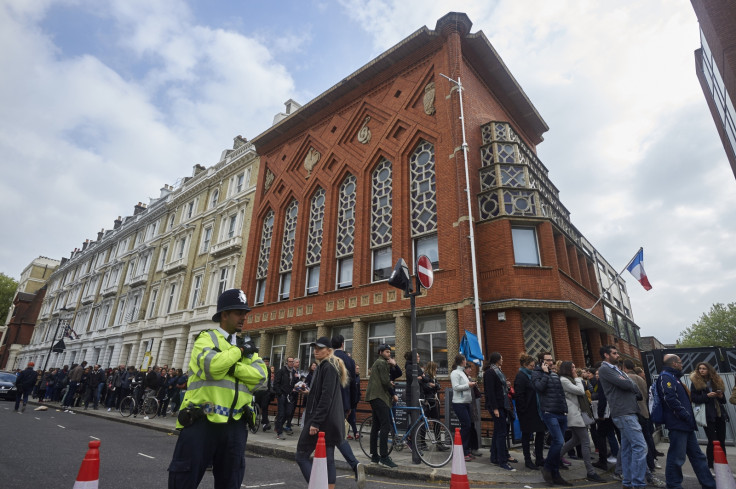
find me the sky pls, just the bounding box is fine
[1,0,734,344]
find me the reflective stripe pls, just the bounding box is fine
[206,331,220,351]
[188,378,254,395]
[201,348,218,380]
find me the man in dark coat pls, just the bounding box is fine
[532,351,570,486]
[659,354,715,489]
[15,362,37,413]
[514,353,546,469]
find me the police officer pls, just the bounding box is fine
[168,289,267,489]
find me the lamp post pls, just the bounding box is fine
[39,307,71,403]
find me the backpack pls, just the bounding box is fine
[649,371,672,424]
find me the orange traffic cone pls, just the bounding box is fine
[713,441,735,489]
[450,428,470,489]
[308,431,328,489]
[73,440,100,488]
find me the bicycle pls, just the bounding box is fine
[358,399,453,467]
[120,385,160,419]
[248,402,261,434]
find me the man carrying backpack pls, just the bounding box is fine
[657,355,715,489]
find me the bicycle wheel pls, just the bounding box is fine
[413,419,453,467]
[142,397,159,418]
[120,397,135,417]
[358,415,395,458]
[249,404,260,434]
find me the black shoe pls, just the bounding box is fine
[371,454,380,464]
[525,459,538,470]
[553,475,573,486]
[559,464,569,470]
[541,468,554,484]
[586,473,606,482]
[592,460,608,470]
[536,458,545,467]
[655,450,665,457]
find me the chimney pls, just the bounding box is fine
[160,184,172,198]
[193,164,206,177]
[60,257,68,266]
[97,229,104,241]
[134,202,147,215]
[82,239,89,251]
[233,135,248,149]
[113,216,122,229]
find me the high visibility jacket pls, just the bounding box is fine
[178,329,267,428]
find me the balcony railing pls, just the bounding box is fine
[210,236,242,257]
[164,257,187,275]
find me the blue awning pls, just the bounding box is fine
[459,331,484,365]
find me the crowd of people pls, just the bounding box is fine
[11,327,736,489]
[12,360,188,417]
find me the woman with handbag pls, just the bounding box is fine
[559,361,605,482]
[690,362,728,470]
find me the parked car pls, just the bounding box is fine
[0,371,17,401]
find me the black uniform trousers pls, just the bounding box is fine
[168,417,248,489]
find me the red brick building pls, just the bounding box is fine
[241,12,642,375]
[0,287,47,369]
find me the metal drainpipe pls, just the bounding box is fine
[442,74,483,358]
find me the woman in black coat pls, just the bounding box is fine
[514,353,546,470]
[295,338,349,489]
[690,362,728,469]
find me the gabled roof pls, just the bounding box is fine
[251,12,548,152]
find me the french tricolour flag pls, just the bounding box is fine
[626,248,652,291]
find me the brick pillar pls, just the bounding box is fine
[567,245,581,283]
[353,320,368,373]
[486,309,525,365]
[588,329,603,365]
[258,331,273,360]
[549,310,572,361]
[446,309,460,364]
[567,318,585,367]
[578,255,591,290]
[316,322,329,340]
[586,261,599,296]
[555,234,570,274]
[395,314,411,378]
[285,328,298,359]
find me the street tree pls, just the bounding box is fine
[0,273,19,325]
[678,302,736,348]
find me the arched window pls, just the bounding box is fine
[336,175,356,288]
[279,200,299,300]
[254,210,274,304]
[371,158,393,281]
[409,140,438,269]
[306,188,325,295]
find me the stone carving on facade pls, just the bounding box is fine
[304,147,321,177]
[357,116,372,144]
[423,81,436,115]
[264,168,275,191]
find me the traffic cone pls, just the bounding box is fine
[450,428,470,489]
[73,440,100,488]
[308,431,328,489]
[713,441,735,489]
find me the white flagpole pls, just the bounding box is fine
[585,247,643,313]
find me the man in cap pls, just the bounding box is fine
[15,361,37,413]
[366,344,399,468]
[168,289,267,489]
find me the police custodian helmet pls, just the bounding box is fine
[212,288,251,322]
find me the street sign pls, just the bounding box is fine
[388,258,412,294]
[417,255,434,289]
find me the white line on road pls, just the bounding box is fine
[243,483,286,488]
[90,436,100,440]
[35,417,40,420]
[58,425,65,429]
[138,453,155,459]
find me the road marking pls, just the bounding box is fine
[90,436,100,440]
[138,453,155,459]
[58,425,65,429]
[243,484,286,488]
[35,417,41,420]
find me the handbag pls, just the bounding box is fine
[581,411,595,426]
[693,403,707,428]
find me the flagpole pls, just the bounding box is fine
[585,248,643,313]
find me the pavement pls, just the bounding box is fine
[23,400,736,486]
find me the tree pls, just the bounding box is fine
[0,272,19,325]
[678,302,736,348]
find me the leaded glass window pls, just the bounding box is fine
[336,175,356,258]
[409,140,437,238]
[371,158,392,248]
[306,188,325,266]
[256,211,275,280]
[279,200,299,274]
